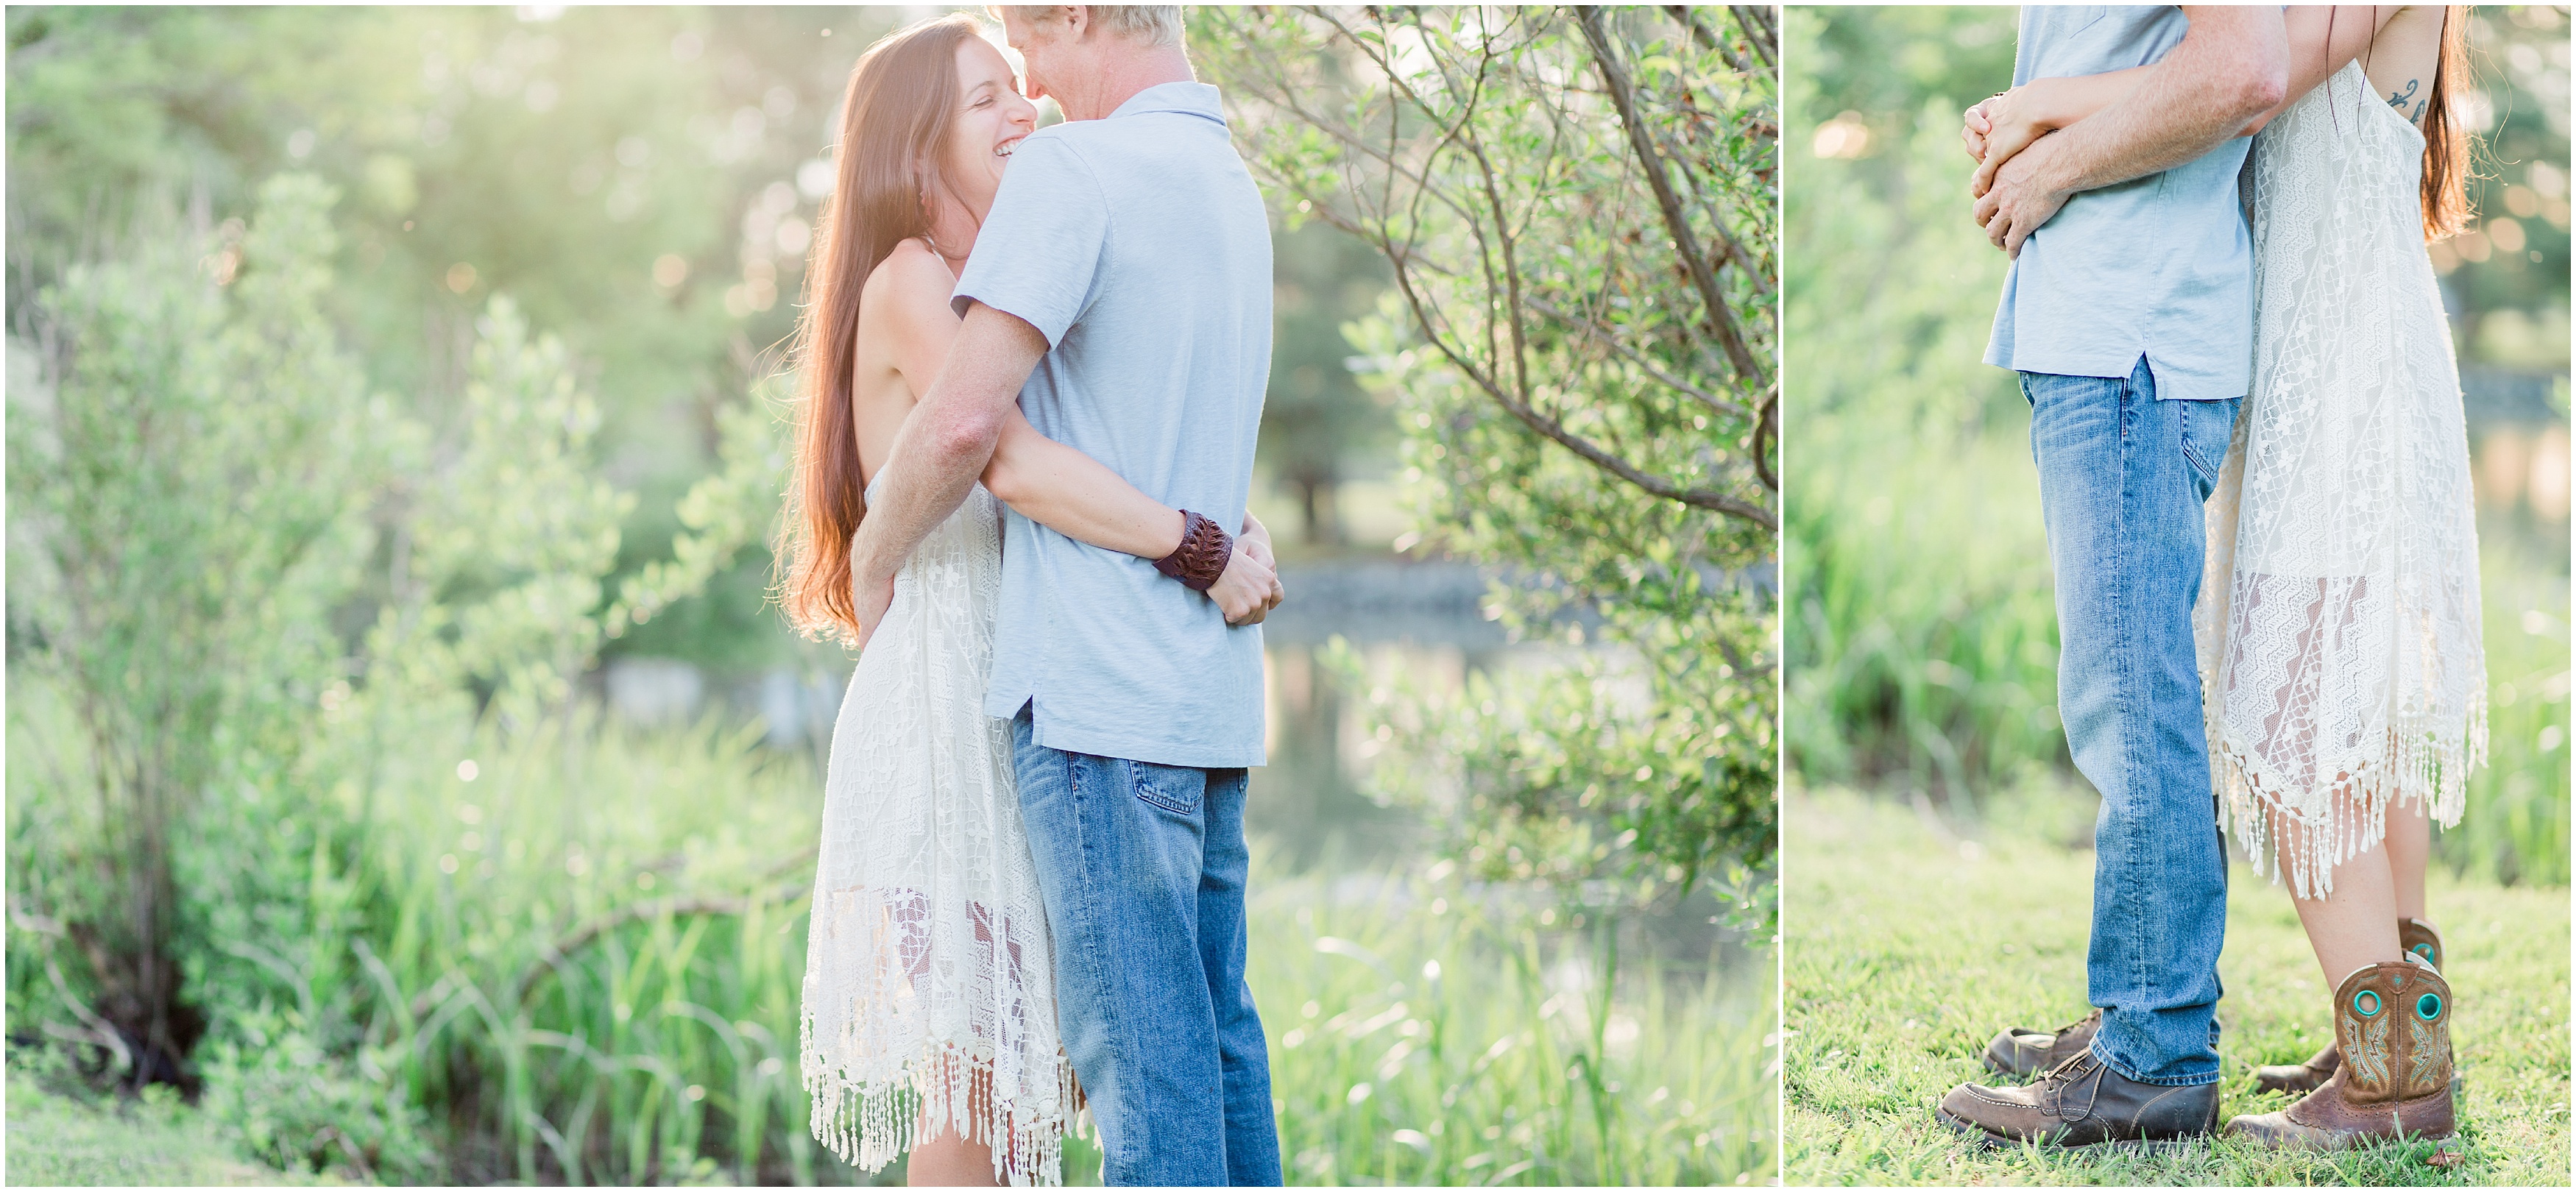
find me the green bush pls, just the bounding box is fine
[7,171,782,1180]
[8,174,394,1086]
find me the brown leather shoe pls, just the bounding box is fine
[2250,920,2446,1096]
[1983,1009,2101,1079]
[1937,1049,2221,1147]
[2251,1040,2341,1095]
[2227,958,2456,1148]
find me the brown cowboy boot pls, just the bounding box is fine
[2251,919,2448,1096]
[2227,958,2456,1148]
[1983,1009,2101,1079]
[1937,1048,2221,1148]
[2399,916,2445,971]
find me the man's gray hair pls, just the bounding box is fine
[1000,5,1186,49]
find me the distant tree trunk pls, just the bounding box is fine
[1292,472,1342,546]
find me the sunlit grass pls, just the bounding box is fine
[1785,786,2572,1187]
[322,714,836,1185]
[1250,870,1774,1187]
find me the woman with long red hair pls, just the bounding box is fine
[782,13,1279,1185]
[1959,7,2485,1149]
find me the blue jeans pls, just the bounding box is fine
[1010,708,1283,1186]
[2023,358,2238,1088]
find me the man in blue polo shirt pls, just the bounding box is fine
[1933,7,2289,1149]
[843,4,1281,1185]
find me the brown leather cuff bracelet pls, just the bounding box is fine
[1153,510,1234,592]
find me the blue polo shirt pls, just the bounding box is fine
[1985,5,2254,401]
[953,82,1271,768]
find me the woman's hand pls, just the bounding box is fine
[1236,513,1284,619]
[1961,93,2003,162]
[1972,79,2078,199]
[1207,544,1281,626]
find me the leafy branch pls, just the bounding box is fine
[1202,5,1778,528]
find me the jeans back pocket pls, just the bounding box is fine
[2179,397,2241,502]
[1130,760,1206,817]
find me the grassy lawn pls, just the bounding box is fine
[1785,785,2572,1186]
[3,1071,327,1186]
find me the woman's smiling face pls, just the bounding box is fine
[941,35,1038,219]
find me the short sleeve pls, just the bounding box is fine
[952,134,1109,347]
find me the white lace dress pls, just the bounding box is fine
[2195,60,2487,898]
[801,481,1074,1185]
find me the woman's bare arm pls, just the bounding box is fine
[983,416,1183,558]
[980,418,1284,624]
[870,241,1281,621]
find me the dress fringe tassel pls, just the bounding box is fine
[802,1023,1084,1188]
[2211,691,2488,901]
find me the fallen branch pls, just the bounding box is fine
[46,954,133,1077]
[511,876,813,1007]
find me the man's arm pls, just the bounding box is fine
[847,301,1047,645]
[1975,6,2288,257]
[1965,7,2391,172]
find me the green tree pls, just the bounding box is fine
[7,5,883,678]
[8,176,389,1088]
[1198,5,1779,915]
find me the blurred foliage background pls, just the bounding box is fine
[1784,6,2571,884]
[5,4,1774,1185]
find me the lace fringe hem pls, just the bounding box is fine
[2211,692,2488,901]
[800,1033,1083,1188]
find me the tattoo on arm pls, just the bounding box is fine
[2386,78,2423,121]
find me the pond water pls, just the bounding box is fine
[602,558,1760,982]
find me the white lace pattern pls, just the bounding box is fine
[2195,61,2487,899]
[800,483,1075,1185]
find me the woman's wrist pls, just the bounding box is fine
[1150,508,1188,558]
[2023,77,2081,133]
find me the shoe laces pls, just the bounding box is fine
[2042,1050,2101,1085]
[2037,1050,2101,1117]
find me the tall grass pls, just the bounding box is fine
[197,713,838,1185]
[1251,873,1773,1187]
[1785,425,2064,808]
[2445,539,2574,886]
[11,682,1767,1185]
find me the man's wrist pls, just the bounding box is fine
[2020,138,2077,207]
[850,533,899,590]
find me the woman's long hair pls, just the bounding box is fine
[779,14,985,645]
[2418,6,2474,240]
